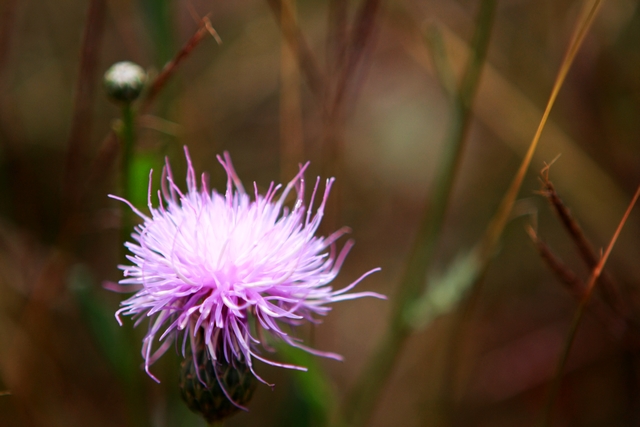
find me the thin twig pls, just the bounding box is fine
[11,8,218,367]
[539,166,629,319]
[526,225,629,340]
[527,225,586,297]
[326,0,348,87]
[418,0,498,416]
[279,0,305,181]
[440,14,604,402]
[541,184,640,426]
[8,0,109,396]
[539,165,597,267]
[0,0,18,80]
[84,15,218,209]
[331,0,381,112]
[342,1,496,426]
[321,0,383,233]
[62,0,107,217]
[423,24,457,98]
[265,0,325,102]
[476,0,602,265]
[141,16,219,112]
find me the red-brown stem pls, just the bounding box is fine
[326,0,348,91]
[62,0,107,217]
[527,226,629,341]
[265,0,325,102]
[527,226,585,297]
[539,170,630,319]
[0,0,18,77]
[141,16,219,112]
[543,185,640,426]
[84,16,217,212]
[331,0,381,113]
[14,6,217,356]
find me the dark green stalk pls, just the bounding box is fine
[143,0,174,65]
[120,103,135,188]
[119,102,136,243]
[341,2,496,426]
[115,101,151,427]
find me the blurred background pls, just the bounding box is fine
[1,0,640,426]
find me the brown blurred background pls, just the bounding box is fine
[1,0,640,426]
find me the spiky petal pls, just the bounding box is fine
[109,147,383,385]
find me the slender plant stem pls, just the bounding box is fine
[327,0,348,83]
[341,2,496,426]
[119,102,136,242]
[475,0,602,266]
[141,16,219,113]
[541,185,640,427]
[0,0,18,79]
[433,2,603,425]
[279,0,305,181]
[63,0,107,217]
[83,17,216,210]
[7,3,107,422]
[322,0,381,199]
[266,0,325,102]
[540,174,629,319]
[120,103,135,197]
[330,0,381,113]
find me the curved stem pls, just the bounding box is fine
[341,1,497,425]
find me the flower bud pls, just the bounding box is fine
[179,334,257,423]
[103,61,146,103]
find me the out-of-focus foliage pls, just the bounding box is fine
[1,1,640,426]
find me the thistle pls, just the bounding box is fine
[109,147,383,418]
[179,331,257,423]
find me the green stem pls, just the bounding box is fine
[117,102,148,427]
[121,103,135,194]
[119,102,136,244]
[341,2,496,426]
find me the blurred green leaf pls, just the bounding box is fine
[275,341,337,426]
[141,0,175,65]
[405,251,480,330]
[128,152,158,209]
[68,265,138,381]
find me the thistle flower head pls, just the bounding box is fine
[110,147,383,389]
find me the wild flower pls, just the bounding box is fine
[109,147,383,388]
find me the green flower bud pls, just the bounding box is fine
[179,334,257,424]
[103,61,147,103]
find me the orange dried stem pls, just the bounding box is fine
[477,0,602,264]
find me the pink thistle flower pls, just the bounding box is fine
[109,147,383,386]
